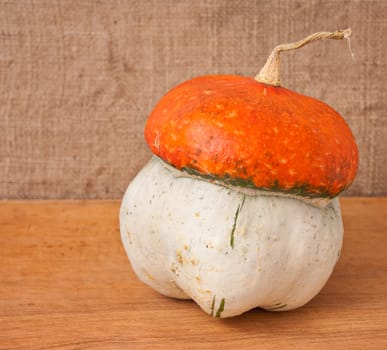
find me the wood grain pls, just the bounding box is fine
[0,198,386,349]
[0,0,386,199]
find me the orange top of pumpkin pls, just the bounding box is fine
[144,75,358,199]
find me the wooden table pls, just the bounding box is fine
[1,198,386,349]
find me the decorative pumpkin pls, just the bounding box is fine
[120,29,358,318]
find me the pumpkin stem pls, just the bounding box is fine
[255,28,352,86]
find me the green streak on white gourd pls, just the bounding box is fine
[230,195,245,249]
[210,296,216,317]
[215,298,226,318]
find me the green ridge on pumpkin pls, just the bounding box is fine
[180,165,337,199]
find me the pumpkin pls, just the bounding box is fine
[120,29,358,318]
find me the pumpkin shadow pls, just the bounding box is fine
[216,305,307,333]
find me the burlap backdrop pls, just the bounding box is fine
[0,0,386,199]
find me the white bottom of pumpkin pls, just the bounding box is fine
[119,157,343,318]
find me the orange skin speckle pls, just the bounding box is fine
[144,75,358,198]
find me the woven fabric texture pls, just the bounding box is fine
[0,0,386,198]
